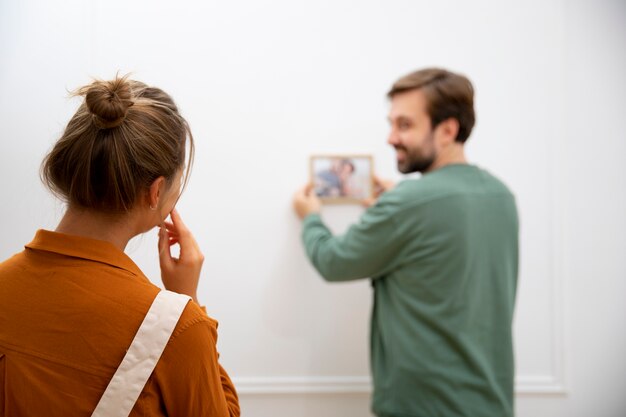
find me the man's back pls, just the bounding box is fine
[370,164,518,417]
[301,163,517,416]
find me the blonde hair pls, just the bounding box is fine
[42,75,194,212]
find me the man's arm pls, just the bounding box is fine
[294,183,405,282]
[301,204,404,282]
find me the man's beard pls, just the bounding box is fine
[398,152,435,173]
[395,133,436,174]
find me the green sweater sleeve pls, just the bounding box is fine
[301,196,406,282]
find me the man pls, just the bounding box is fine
[293,68,518,417]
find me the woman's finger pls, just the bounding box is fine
[166,229,179,239]
[158,225,173,269]
[169,209,202,261]
[163,222,180,240]
[170,209,190,234]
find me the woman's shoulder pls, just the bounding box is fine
[171,301,219,340]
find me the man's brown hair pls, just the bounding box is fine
[388,68,475,143]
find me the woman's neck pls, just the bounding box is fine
[55,206,139,251]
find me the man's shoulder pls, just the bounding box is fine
[370,180,440,222]
[380,165,515,209]
[381,175,454,207]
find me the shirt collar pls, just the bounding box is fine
[25,229,145,278]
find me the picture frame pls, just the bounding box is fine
[310,154,374,204]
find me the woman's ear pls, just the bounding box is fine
[148,176,167,210]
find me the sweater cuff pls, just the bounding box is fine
[303,213,323,228]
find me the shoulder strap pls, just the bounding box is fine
[91,290,191,417]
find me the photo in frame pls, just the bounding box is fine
[310,154,374,204]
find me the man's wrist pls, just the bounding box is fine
[306,208,320,218]
[303,212,321,224]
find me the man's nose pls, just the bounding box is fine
[387,130,399,146]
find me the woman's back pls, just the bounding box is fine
[0,230,239,416]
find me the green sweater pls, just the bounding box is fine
[302,164,518,417]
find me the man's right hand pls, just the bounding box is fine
[362,175,395,207]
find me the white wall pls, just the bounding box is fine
[0,0,624,416]
[516,1,626,416]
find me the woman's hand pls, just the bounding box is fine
[158,209,203,303]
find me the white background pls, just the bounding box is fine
[0,0,624,416]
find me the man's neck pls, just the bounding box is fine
[427,143,467,172]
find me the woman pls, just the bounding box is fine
[0,76,240,416]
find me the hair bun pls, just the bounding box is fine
[85,77,133,129]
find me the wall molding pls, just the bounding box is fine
[233,375,566,396]
[516,375,566,396]
[233,376,371,395]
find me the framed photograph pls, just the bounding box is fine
[310,154,374,204]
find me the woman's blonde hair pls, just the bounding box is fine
[42,75,194,212]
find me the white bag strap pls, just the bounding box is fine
[91,290,191,417]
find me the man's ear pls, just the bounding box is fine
[148,176,167,210]
[436,118,460,146]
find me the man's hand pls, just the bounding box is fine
[293,183,322,220]
[362,175,395,207]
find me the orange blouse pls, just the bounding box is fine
[0,230,240,416]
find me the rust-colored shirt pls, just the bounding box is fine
[0,230,240,416]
